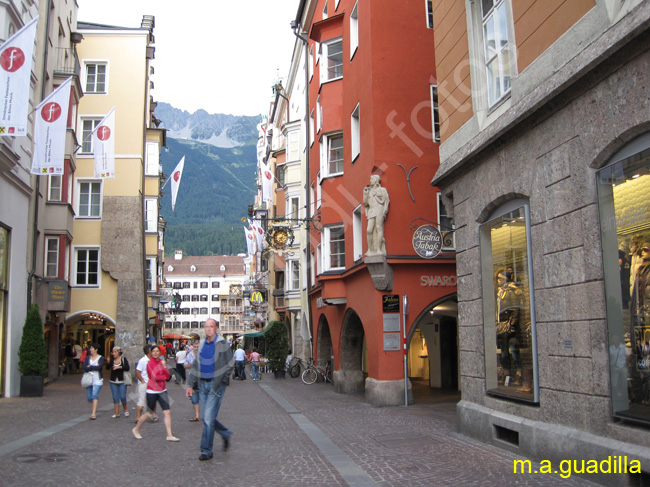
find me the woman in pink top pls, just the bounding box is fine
[132,345,179,442]
[250,347,261,381]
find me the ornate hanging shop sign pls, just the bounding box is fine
[412,224,442,259]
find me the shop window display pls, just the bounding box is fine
[480,203,538,403]
[597,133,650,423]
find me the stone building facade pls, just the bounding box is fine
[432,0,650,484]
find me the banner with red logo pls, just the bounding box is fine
[249,218,265,251]
[0,17,38,136]
[261,161,274,205]
[93,107,115,178]
[170,156,185,211]
[30,77,72,175]
[244,226,256,255]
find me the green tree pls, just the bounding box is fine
[265,321,289,372]
[18,304,48,376]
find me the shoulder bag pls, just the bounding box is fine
[81,372,93,388]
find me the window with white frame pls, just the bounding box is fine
[323,225,345,271]
[321,38,343,83]
[309,109,315,144]
[81,118,102,153]
[430,85,440,142]
[145,198,158,232]
[350,2,359,58]
[351,103,360,161]
[287,260,300,290]
[74,247,100,286]
[317,174,322,208]
[48,175,62,202]
[353,206,362,261]
[289,196,300,221]
[316,243,322,275]
[323,1,328,19]
[438,193,455,249]
[309,45,314,80]
[84,62,107,93]
[316,96,322,133]
[146,257,156,292]
[335,0,341,11]
[311,250,316,284]
[45,237,60,278]
[310,183,315,217]
[287,130,299,162]
[321,133,344,176]
[77,180,102,218]
[481,0,512,107]
[426,0,434,29]
[145,142,160,176]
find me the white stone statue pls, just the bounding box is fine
[363,174,390,256]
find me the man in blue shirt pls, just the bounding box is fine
[186,319,234,461]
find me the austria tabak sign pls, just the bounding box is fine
[412,224,442,259]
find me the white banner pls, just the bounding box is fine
[93,107,115,178]
[170,156,185,211]
[31,77,72,175]
[261,161,274,205]
[248,219,265,251]
[244,226,256,255]
[0,17,38,136]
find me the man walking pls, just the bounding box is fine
[186,319,234,461]
[233,345,246,380]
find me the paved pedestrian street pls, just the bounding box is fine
[0,373,598,487]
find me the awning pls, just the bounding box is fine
[242,331,265,337]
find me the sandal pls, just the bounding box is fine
[111,414,120,418]
[151,416,159,423]
[124,411,130,417]
[189,417,200,422]
[90,416,96,420]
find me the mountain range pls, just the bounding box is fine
[157,104,261,257]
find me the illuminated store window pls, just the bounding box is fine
[480,201,538,403]
[597,132,650,423]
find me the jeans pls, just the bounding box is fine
[109,382,127,404]
[236,361,245,379]
[85,384,102,402]
[251,362,260,380]
[199,381,231,457]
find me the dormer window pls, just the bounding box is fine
[167,265,174,272]
[190,265,196,272]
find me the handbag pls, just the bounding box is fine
[122,370,132,386]
[81,372,93,388]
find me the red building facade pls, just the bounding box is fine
[298,0,457,406]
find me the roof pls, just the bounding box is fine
[77,21,141,31]
[164,255,246,277]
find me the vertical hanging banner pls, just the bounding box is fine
[0,17,38,136]
[170,156,185,211]
[31,77,72,175]
[93,107,115,178]
[261,161,273,205]
[248,219,265,251]
[244,226,256,255]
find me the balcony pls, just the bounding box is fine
[54,47,80,76]
[220,306,244,313]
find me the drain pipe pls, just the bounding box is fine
[291,14,314,356]
[27,0,53,308]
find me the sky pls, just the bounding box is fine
[76,0,300,117]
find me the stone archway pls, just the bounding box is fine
[406,295,459,402]
[335,309,365,394]
[316,315,333,374]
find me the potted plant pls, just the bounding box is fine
[265,321,289,379]
[18,304,48,397]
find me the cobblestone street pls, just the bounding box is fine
[0,372,598,486]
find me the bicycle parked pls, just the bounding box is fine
[301,358,332,385]
[288,357,306,378]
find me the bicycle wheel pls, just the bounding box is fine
[289,363,301,378]
[302,367,317,384]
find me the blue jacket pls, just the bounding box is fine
[186,335,234,392]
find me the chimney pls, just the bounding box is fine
[175,250,183,260]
